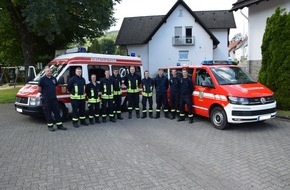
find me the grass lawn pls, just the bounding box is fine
[0,87,22,104]
[277,110,290,119]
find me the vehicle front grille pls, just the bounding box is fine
[232,108,276,116]
[247,96,275,105]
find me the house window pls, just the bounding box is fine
[175,27,182,38]
[185,27,192,37]
[179,50,189,60]
[185,27,193,44]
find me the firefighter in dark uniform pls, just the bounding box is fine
[169,69,180,119]
[154,69,170,119]
[38,67,67,131]
[112,68,123,120]
[124,66,141,119]
[68,67,89,128]
[86,74,101,125]
[178,69,194,123]
[100,70,116,123]
[141,70,154,119]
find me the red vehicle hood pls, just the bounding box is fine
[17,84,39,97]
[220,83,273,97]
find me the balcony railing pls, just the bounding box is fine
[172,36,195,46]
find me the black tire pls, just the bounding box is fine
[210,107,228,130]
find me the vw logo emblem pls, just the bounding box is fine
[260,97,266,104]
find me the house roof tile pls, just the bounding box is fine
[231,0,267,11]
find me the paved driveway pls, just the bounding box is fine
[0,103,290,190]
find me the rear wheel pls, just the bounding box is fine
[210,107,228,130]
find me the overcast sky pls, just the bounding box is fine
[110,0,248,39]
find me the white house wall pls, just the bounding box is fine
[248,0,290,61]
[126,4,233,76]
[147,4,214,76]
[212,29,229,60]
[127,44,149,71]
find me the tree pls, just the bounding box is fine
[1,0,121,82]
[259,8,290,109]
[88,31,127,55]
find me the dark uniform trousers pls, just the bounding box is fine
[179,94,193,120]
[114,94,122,117]
[42,98,62,127]
[142,96,153,118]
[170,93,180,118]
[127,92,140,116]
[71,98,86,122]
[102,98,114,120]
[155,92,169,117]
[88,102,100,123]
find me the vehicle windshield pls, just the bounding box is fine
[211,67,256,85]
[32,64,66,82]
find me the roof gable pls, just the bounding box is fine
[116,0,236,46]
[231,0,267,11]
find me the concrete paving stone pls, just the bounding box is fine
[1,104,290,189]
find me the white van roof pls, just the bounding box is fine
[53,53,141,61]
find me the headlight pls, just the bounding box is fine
[29,97,41,106]
[228,96,249,105]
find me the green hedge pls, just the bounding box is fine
[259,8,290,110]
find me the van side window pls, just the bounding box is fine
[175,69,193,79]
[196,69,212,86]
[118,66,141,78]
[58,68,69,84]
[58,66,79,84]
[112,66,129,78]
[88,65,108,81]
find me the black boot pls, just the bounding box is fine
[48,125,55,132]
[102,117,106,123]
[80,119,89,126]
[189,117,194,124]
[177,116,185,122]
[95,117,100,124]
[154,112,160,119]
[149,112,153,118]
[128,111,132,119]
[89,118,94,125]
[117,113,123,120]
[141,112,147,119]
[57,124,67,130]
[170,112,176,120]
[110,117,116,123]
[136,110,140,118]
[165,112,170,119]
[73,121,79,128]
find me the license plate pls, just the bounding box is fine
[16,108,23,113]
[259,115,271,121]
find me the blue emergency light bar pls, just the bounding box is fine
[66,47,86,54]
[201,60,235,65]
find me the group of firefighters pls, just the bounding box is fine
[38,65,194,132]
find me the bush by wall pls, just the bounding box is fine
[259,7,290,110]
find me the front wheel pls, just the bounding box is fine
[210,107,228,130]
